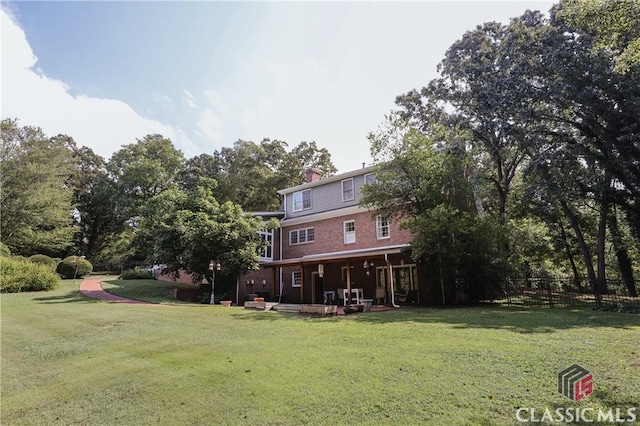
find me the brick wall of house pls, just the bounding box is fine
[238,268,278,302]
[282,210,412,260]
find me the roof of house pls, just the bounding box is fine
[277,164,377,195]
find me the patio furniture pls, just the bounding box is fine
[375,287,386,305]
[395,289,410,303]
[323,290,336,305]
[342,288,363,305]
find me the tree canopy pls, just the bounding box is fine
[1,119,77,256]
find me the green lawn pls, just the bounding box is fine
[2,278,639,425]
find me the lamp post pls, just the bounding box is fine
[71,255,85,287]
[209,260,221,305]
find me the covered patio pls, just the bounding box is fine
[263,244,420,307]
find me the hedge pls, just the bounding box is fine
[119,268,155,280]
[56,256,93,279]
[28,254,58,271]
[1,257,59,293]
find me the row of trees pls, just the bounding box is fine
[362,0,639,300]
[1,118,335,286]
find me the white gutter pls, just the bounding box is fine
[278,196,286,303]
[386,253,400,308]
[278,225,284,303]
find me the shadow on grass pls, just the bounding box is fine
[33,289,102,304]
[230,304,640,333]
[101,278,201,304]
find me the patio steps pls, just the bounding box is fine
[270,303,338,316]
[271,303,302,313]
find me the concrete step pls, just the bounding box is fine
[271,303,301,313]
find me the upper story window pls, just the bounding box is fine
[376,217,390,239]
[342,178,354,202]
[290,227,315,245]
[364,173,377,185]
[344,220,356,244]
[293,189,312,212]
[258,230,273,260]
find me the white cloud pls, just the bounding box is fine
[183,89,199,109]
[240,58,372,171]
[0,9,198,160]
[204,89,228,113]
[153,93,175,112]
[193,89,229,145]
[196,108,223,143]
[241,58,333,142]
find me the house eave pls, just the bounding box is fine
[262,244,411,267]
[279,205,371,227]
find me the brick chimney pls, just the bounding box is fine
[305,168,322,183]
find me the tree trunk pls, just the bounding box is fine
[596,177,610,295]
[559,199,600,304]
[557,219,583,291]
[608,209,638,297]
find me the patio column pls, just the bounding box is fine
[346,261,352,304]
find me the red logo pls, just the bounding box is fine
[558,365,593,401]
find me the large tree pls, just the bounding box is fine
[0,119,77,256]
[196,139,337,212]
[107,134,186,222]
[555,0,640,74]
[69,146,120,258]
[136,185,274,291]
[362,116,503,304]
[519,8,640,293]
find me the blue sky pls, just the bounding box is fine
[2,1,553,173]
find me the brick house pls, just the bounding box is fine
[240,165,420,306]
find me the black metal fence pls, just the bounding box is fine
[487,277,640,311]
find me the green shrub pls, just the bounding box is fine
[56,256,93,279]
[119,268,155,280]
[0,257,59,293]
[28,254,58,271]
[0,242,11,257]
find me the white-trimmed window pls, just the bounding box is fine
[342,178,354,201]
[289,227,315,245]
[343,220,356,244]
[364,173,377,185]
[258,230,273,260]
[293,189,312,212]
[376,217,390,239]
[292,271,302,287]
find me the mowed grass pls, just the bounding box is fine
[2,279,639,425]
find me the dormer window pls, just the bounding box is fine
[364,173,377,185]
[342,178,354,202]
[293,189,311,212]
